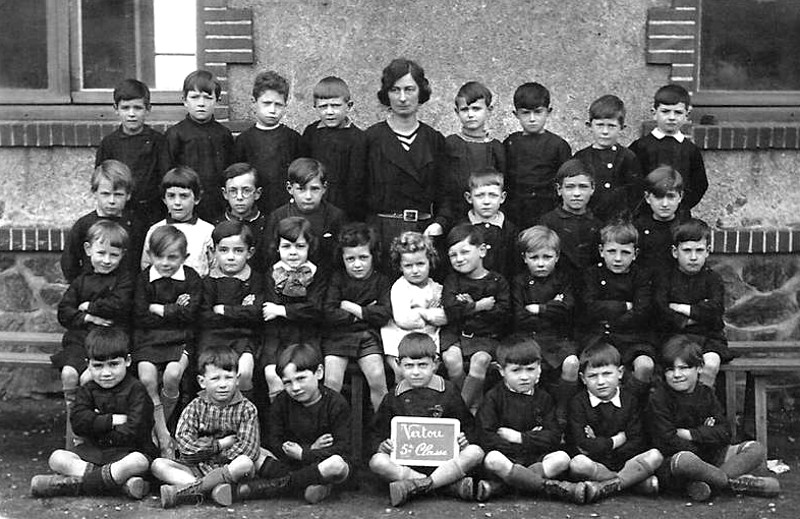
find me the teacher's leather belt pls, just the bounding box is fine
[377,210,432,222]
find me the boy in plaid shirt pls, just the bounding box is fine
[151,347,260,508]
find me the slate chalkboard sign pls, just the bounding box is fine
[390,416,460,467]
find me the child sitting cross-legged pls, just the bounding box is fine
[225,343,351,505]
[477,337,577,503]
[151,347,260,508]
[566,342,663,503]
[31,328,156,500]
[369,332,485,507]
[647,336,780,502]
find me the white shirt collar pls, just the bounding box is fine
[149,265,186,282]
[467,210,505,227]
[588,388,622,408]
[651,127,685,143]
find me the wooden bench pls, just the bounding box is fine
[723,341,800,452]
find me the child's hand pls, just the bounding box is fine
[497,427,522,444]
[625,302,634,311]
[310,433,334,450]
[242,294,255,306]
[530,425,543,432]
[553,293,564,302]
[213,304,225,315]
[218,434,237,449]
[111,414,128,426]
[176,293,191,306]
[262,302,282,321]
[474,296,496,312]
[455,293,474,305]
[584,425,596,439]
[78,301,90,312]
[525,303,540,315]
[676,428,693,441]
[340,300,362,319]
[704,417,716,427]
[282,441,303,460]
[85,314,113,326]
[457,432,469,450]
[668,303,692,316]
[149,304,165,317]
[611,431,627,449]
[378,439,394,454]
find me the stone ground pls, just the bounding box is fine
[1,398,798,519]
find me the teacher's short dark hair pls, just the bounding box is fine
[377,58,432,106]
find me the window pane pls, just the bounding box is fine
[81,0,141,88]
[700,0,800,91]
[154,0,196,54]
[154,55,197,90]
[0,0,48,89]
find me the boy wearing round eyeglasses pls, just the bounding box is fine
[218,163,267,270]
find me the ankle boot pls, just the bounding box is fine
[475,479,506,502]
[236,475,291,501]
[122,477,150,500]
[304,484,332,504]
[30,474,83,497]
[728,475,781,497]
[440,476,474,501]
[584,477,621,503]
[160,480,203,508]
[686,481,712,501]
[632,475,659,496]
[389,476,433,507]
[542,479,586,504]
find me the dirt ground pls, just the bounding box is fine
[1,397,797,519]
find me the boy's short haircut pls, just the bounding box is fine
[390,231,439,272]
[275,216,318,256]
[579,342,621,373]
[672,218,711,246]
[92,159,133,193]
[644,165,684,196]
[252,70,289,101]
[287,157,326,186]
[113,78,151,109]
[313,76,351,102]
[183,69,222,100]
[197,346,239,374]
[589,94,625,125]
[517,225,560,254]
[600,220,639,247]
[653,84,691,109]
[377,58,432,106]
[513,82,551,110]
[276,343,322,378]
[661,334,704,368]
[397,332,438,360]
[212,219,254,248]
[446,223,484,249]
[86,327,130,361]
[85,220,129,251]
[468,168,504,191]
[223,162,258,183]
[149,225,188,258]
[336,222,381,268]
[161,166,202,198]
[496,337,542,367]
[455,81,493,107]
[555,158,593,185]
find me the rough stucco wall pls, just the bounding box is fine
[2,0,800,229]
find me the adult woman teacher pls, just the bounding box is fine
[364,58,451,264]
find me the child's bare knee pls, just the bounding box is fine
[545,450,571,468]
[570,454,592,474]
[483,450,506,472]
[642,448,663,468]
[369,453,390,473]
[561,355,580,380]
[60,367,79,389]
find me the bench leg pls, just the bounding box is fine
[754,376,768,454]
[350,371,364,466]
[725,370,738,441]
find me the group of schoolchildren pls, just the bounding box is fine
[29,59,782,510]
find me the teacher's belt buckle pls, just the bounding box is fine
[403,209,419,222]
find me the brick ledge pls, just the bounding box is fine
[1,226,798,255]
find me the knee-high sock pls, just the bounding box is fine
[64,388,78,449]
[719,441,766,479]
[199,467,234,492]
[618,453,657,489]
[289,465,323,489]
[461,375,485,413]
[506,463,544,492]
[671,452,728,489]
[430,459,467,489]
[160,388,179,423]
